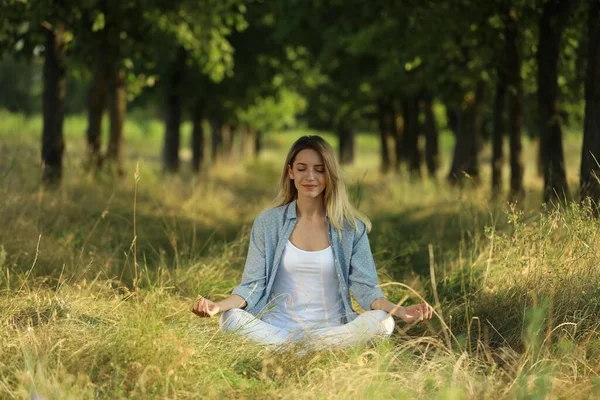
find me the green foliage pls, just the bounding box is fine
[0,56,41,114]
[236,88,306,133]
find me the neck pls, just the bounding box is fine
[296,195,326,220]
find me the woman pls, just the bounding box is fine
[192,135,433,349]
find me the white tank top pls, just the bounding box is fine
[262,240,345,330]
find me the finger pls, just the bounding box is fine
[195,297,206,311]
[201,301,210,315]
[428,304,434,319]
[197,300,205,314]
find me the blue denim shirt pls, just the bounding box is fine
[232,199,386,323]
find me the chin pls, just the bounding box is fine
[303,190,325,198]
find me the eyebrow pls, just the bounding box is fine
[296,163,324,167]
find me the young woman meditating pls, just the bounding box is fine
[192,135,433,348]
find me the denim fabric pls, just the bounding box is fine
[232,199,386,323]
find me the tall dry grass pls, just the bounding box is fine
[1,117,599,398]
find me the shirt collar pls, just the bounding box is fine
[285,199,329,220]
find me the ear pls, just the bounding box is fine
[287,164,294,180]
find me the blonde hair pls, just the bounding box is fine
[274,135,372,233]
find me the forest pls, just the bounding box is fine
[1,0,600,398]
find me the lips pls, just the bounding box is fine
[302,185,317,189]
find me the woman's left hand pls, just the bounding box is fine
[395,303,434,324]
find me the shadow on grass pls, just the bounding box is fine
[369,200,498,279]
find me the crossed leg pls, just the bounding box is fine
[219,308,294,346]
[219,309,394,349]
[308,310,395,349]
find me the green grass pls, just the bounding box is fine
[1,111,599,399]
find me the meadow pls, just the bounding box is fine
[1,111,600,399]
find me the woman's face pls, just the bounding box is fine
[288,148,327,199]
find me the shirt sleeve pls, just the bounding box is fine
[348,222,386,310]
[231,214,267,310]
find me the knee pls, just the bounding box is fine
[380,315,395,336]
[366,310,395,336]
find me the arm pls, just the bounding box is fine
[229,214,268,309]
[347,223,387,310]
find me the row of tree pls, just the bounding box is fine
[0,0,599,205]
[273,0,599,204]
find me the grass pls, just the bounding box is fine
[1,110,600,398]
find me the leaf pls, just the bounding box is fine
[92,12,105,32]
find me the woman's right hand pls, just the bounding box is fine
[192,296,221,318]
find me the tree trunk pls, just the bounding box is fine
[191,101,205,172]
[86,55,108,169]
[41,21,67,185]
[506,9,525,200]
[163,49,185,173]
[163,89,182,173]
[422,93,439,178]
[448,83,485,185]
[338,120,355,165]
[106,67,126,176]
[492,64,506,195]
[580,0,600,204]
[377,98,391,173]
[446,105,460,138]
[254,129,262,157]
[538,0,576,202]
[222,124,235,160]
[230,124,238,157]
[392,100,403,171]
[473,81,486,158]
[448,108,465,184]
[210,118,223,164]
[402,97,421,177]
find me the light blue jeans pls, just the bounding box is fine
[219,308,394,349]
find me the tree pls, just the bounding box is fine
[162,47,186,173]
[537,0,580,202]
[580,0,600,204]
[422,93,439,178]
[41,18,67,185]
[0,0,76,185]
[506,7,525,200]
[402,97,421,177]
[376,98,392,173]
[191,99,205,172]
[448,81,487,185]
[491,58,506,195]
